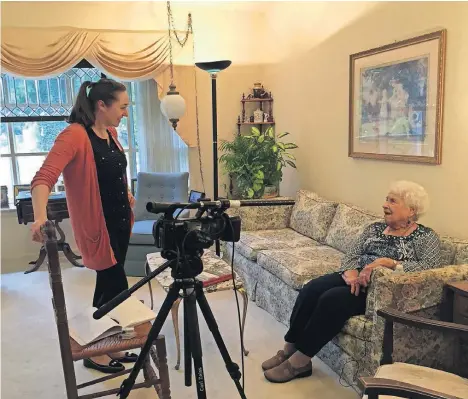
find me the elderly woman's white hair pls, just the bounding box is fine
[388,180,430,221]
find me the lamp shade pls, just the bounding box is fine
[160,84,186,128]
[195,60,231,73]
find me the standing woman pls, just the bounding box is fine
[30,79,138,373]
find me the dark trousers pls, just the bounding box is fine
[284,272,367,358]
[93,226,131,308]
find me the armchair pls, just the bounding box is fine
[360,307,468,399]
[124,172,189,276]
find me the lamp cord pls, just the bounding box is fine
[166,1,205,194]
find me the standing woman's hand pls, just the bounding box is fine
[30,217,48,243]
[128,190,136,208]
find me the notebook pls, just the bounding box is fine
[68,296,156,346]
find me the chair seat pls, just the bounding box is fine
[130,220,157,245]
[71,322,154,361]
[371,362,468,399]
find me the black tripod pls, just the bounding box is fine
[93,254,247,399]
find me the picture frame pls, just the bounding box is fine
[349,29,446,164]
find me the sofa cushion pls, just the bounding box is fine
[257,246,344,289]
[324,203,382,254]
[342,315,373,342]
[130,220,157,245]
[233,228,318,261]
[289,190,338,243]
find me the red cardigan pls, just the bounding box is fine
[31,123,135,271]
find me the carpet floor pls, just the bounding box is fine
[1,264,359,399]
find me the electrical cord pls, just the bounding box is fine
[227,217,246,390]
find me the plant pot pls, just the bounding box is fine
[263,185,278,199]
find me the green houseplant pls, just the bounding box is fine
[219,126,297,199]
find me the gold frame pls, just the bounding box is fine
[348,29,447,164]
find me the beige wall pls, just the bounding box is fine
[264,1,468,238]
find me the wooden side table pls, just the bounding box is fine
[442,280,468,377]
[442,281,468,324]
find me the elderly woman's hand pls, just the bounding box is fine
[358,268,373,287]
[342,270,361,296]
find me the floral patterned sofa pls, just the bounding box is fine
[224,189,468,392]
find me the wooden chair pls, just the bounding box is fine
[359,307,468,399]
[42,221,171,399]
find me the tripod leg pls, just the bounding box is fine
[183,297,192,385]
[184,287,207,399]
[195,282,247,399]
[171,297,182,370]
[118,284,180,399]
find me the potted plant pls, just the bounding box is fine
[219,127,297,199]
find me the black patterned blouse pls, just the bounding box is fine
[340,222,442,273]
[86,127,131,232]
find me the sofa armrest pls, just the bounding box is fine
[366,264,468,317]
[226,198,294,231]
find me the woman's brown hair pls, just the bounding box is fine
[68,78,126,127]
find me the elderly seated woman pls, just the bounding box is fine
[262,180,442,383]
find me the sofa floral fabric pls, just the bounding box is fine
[255,265,299,324]
[224,243,260,299]
[233,228,318,261]
[317,340,373,392]
[257,246,344,289]
[324,203,382,254]
[439,236,457,265]
[454,238,468,264]
[226,188,468,391]
[368,264,468,315]
[342,315,373,341]
[226,197,293,231]
[289,190,338,243]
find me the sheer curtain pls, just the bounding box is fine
[135,79,189,173]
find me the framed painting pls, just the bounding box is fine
[349,30,446,164]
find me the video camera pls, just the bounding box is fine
[146,198,295,277]
[147,198,241,272]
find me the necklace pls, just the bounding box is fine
[387,222,416,237]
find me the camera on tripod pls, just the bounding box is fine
[147,198,242,277]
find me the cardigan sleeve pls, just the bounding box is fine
[31,126,78,191]
[399,229,442,272]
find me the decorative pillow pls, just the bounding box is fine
[454,238,468,264]
[439,236,457,266]
[324,203,382,254]
[289,190,338,243]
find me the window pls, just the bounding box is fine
[0,63,139,207]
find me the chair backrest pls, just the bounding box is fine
[133,172,189,221]
[42,222,79,399]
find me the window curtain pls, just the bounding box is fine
[1,26,196,147]
[135,79,189,174]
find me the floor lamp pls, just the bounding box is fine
[195,60,232,256]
